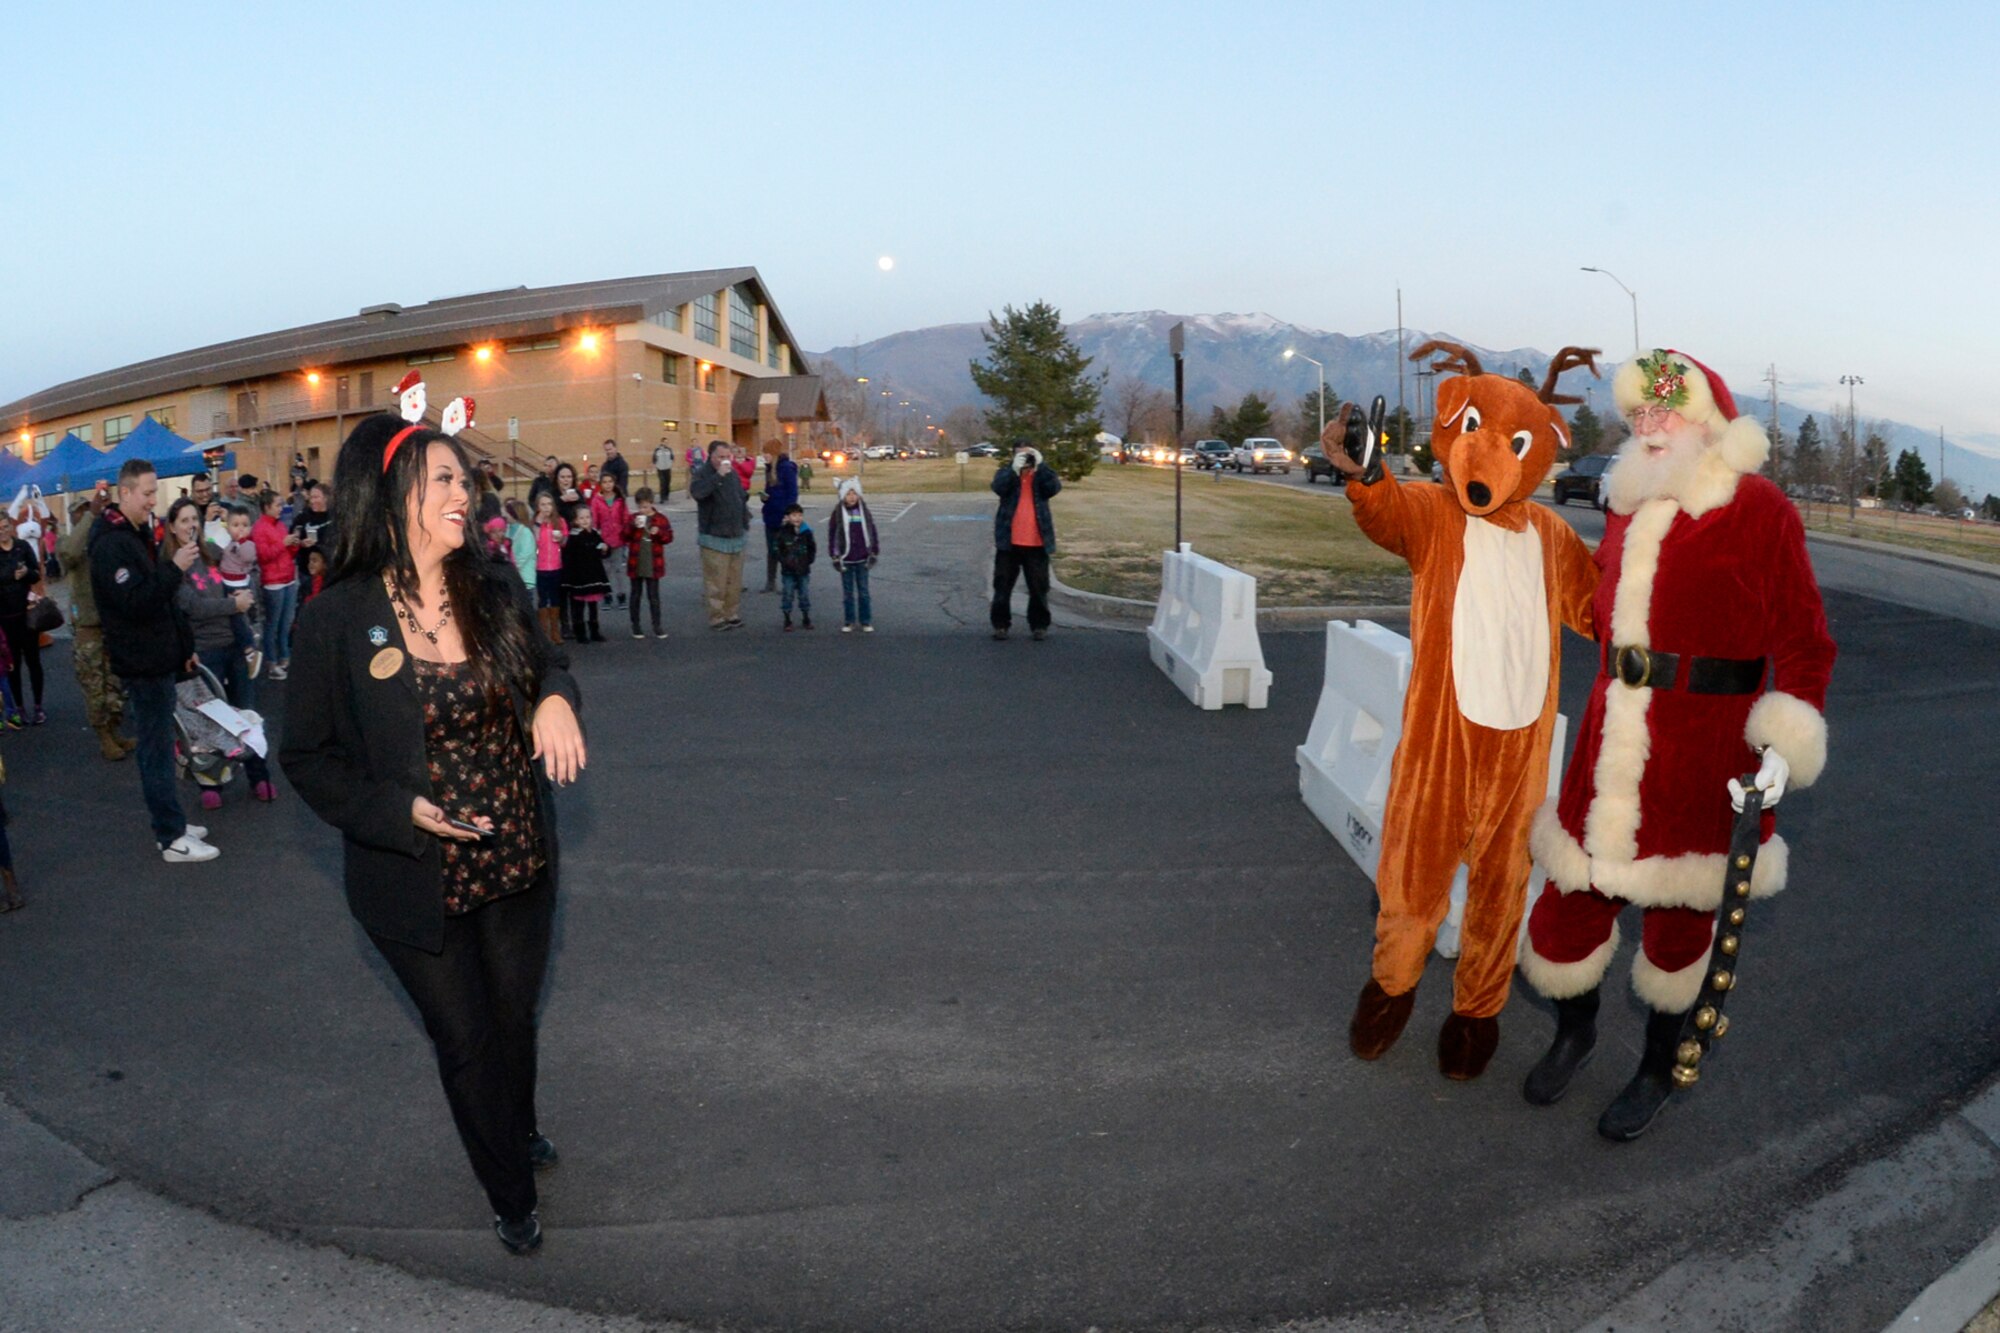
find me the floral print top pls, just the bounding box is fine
[415,659,546,914]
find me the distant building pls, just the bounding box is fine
[1,268,831,489]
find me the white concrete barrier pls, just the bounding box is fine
[1295,619,1567,958]
[1146,545,1272,710]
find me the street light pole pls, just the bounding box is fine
[1171,321,1186,550]
[1283,347,1326,446]
[1840,373,1863,519]
[1581,266,1641,354]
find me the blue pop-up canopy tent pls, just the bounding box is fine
[22,432,114,493]
[0,449,32,491]
[103,416,230,482]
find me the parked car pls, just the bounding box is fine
[1191,440,1233,471]
[1300,446,1342,483]
[1233,437,1292,474]
[967,443,1000,458]
[862,444,897,460]
[1551,453,1612,508]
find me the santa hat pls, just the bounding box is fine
[1612,348,1768,476]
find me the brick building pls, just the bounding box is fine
[1,268,831,490]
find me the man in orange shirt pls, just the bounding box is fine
[989,443,1062,641]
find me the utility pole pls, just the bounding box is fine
[1840,374,1863,520]
[1171,321,1186,550]
[1396,285,1406,463]
[1940,426,1947,499]
[1764,364,1782,487]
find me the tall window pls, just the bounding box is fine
[729,287,758,360]
[767,337,780,370]
[662,352,679,384]
[74,424,92,444]
[104,415,134,446]
[146,406,177,430]
[32,433,54,459]
[693,293,720,346]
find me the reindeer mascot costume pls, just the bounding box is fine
[1334,343,1601,1080]
[1519,348,1836,1141]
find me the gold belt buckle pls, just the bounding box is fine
[1615,644,1653,688]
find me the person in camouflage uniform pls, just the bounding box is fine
[59,494,131,761]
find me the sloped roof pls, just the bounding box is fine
[5,268,809,428]
[730,375,829,423]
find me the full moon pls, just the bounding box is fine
[877,255,895,272]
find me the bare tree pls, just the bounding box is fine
[942,404,986,449]
[1108,374,1171,446]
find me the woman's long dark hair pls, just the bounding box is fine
[162,497,204,564]
[328,414,538,696]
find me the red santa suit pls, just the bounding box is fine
[1521,351,1837,1015]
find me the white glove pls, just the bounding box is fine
[1014,449,1038,473]
[1728,747,1790,813]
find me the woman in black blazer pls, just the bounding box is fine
[281,411,586,1255]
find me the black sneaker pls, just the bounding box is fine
[991,628,1009,641]
[529,1132,560,1171]
[1031,628,1047,641]
[494,1211,542,1255]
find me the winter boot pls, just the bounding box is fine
[783,612,794,632]
[1349,978,1417,1061]
[96,725,130,762]
[0,867,22,912]
[1523,987,1601,1106]
[1598,1007,1689,1142]
[1437,1011,1501,1081]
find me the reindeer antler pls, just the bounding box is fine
[1409,340,1484,378]
[1538,346,1603,405]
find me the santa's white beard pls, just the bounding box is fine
[1615,426,1706,503]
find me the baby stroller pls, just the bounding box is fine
[174,663,268,810]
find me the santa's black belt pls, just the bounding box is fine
[1604,645,1767,693]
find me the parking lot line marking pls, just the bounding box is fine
[889,503,918,522]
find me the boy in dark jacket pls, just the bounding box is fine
[560,507,612,644]
[773,503,816,632]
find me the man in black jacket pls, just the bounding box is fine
[989,443,1063,641]
[689,441,750,629]
[90,459,217,863]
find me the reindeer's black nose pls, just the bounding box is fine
[1465,481,1492,507]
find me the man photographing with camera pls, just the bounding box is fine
[989,441,1062,642]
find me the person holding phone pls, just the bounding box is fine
[280,407,586,1256]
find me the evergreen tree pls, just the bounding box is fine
[1568,403,1604,461]
[1208,404,1243,446]
[1516,368,1537,389]
[1982,494,2000,522]
[1297,386,1342,445]
[1382,405,1417,455]
[1791,415,1825,501]
[968,300,1104,481]
[1232,391,1276,440]
[1889,447,1933,506]
[1860,430,1890,498]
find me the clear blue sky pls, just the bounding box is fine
[4,0,1995,450]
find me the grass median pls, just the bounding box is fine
[1797,503,2000,566]
[1048,465,1410,606]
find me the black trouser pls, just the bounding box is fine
[764,527,781,590]
[567,596,600,641]
[367,872,555,1220]
[656,469,671,499]
[990,545,1052,631]
[629,577,661,633]
[1,614,43,709]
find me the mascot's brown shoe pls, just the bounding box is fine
[1349,979,1417,1060]
[1437,1011,1501,1081]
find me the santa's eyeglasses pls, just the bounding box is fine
[1629,405,1682,428]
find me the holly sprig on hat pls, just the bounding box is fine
[1636,350,1692,410]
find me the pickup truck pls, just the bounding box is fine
[1232,437,1293,474]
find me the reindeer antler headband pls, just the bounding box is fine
[380,371,475,472]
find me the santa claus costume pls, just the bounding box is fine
[1517,348,1837,1140]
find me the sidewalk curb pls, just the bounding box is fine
[1884,1077,2000,1330]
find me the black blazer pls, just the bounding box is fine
[279,566,581,952]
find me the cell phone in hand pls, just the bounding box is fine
[447,817,496,841]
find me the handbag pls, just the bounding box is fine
[24,596,64,635]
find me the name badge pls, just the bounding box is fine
[369,647,405,680]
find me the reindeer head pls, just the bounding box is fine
[1413,341,1600,520]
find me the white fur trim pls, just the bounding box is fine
[1530,817,1791,911]
[1632,930,1714,1013]
[1519,923,1620,1000]
[1582,499,1676,863]
[1745,690,1828,788]
[1531,803,1592,893]
[1715,416,1770,476]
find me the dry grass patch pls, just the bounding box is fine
[1053,467,1410,605]
[1798,503,2000,566]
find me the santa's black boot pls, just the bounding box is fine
[1597,1007,1688,1142]
[1523,987,1600,1107]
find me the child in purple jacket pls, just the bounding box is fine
[826,479,880,633]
